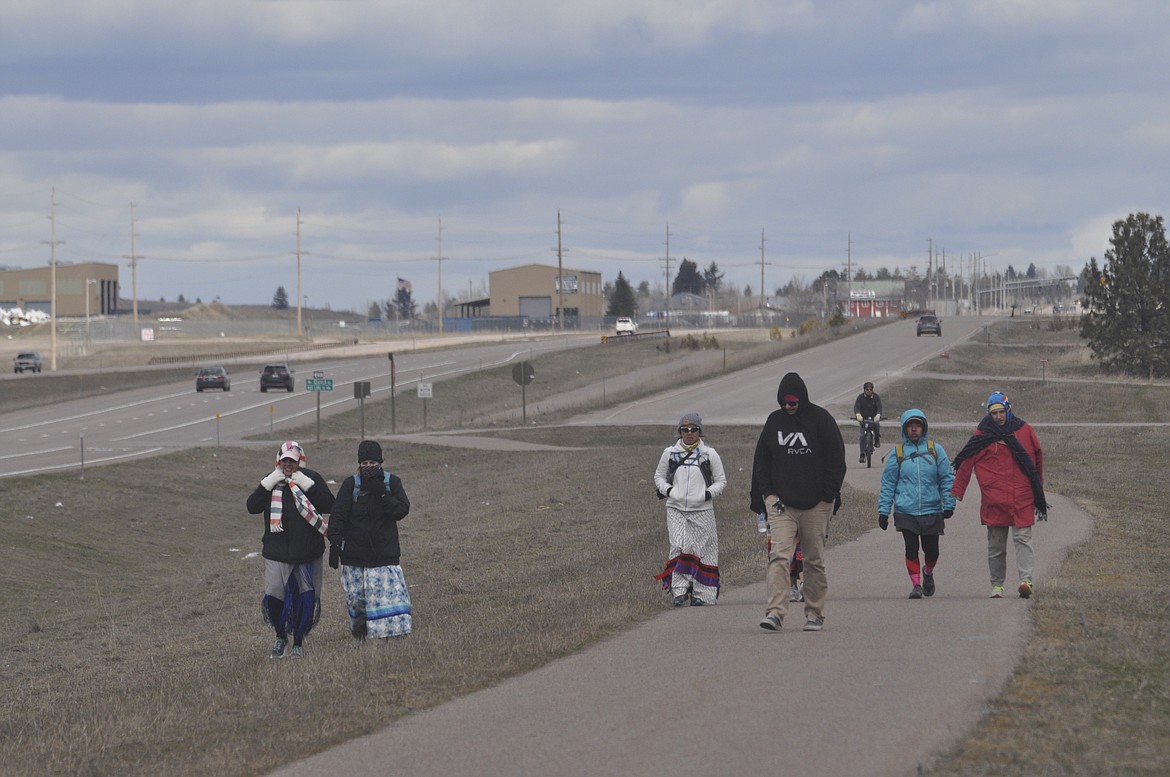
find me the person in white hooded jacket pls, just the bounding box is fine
[653,413,728,606]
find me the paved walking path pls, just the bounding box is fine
[271,455,1092,777]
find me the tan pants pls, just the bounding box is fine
[764,501,830,623]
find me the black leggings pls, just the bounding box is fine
[902,531,939,565]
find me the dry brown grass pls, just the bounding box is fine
[2,320,1168,776]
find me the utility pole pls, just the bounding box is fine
[436,215,444,335]
[294,209,307,338]
[127,202,139,334]
[555,210,564,332]
[43,189,64,372]
[759,228,766,320]
[663,223,672,326]
[846,232,853,317]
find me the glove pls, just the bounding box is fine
[855,413,863,422]
[328,544,341,569]
[704,490,712,501]
[1035,507,1048,522]
[942,509,954,520]
[260,468,285,491]
[290,470,314,490]
[656,489,668,500]
[874,414,881,422]
[878,513,889,531]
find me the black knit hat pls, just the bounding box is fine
[357,440,383,463]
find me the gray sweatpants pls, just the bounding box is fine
[986,525,1034,586]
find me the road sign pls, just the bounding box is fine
[512,361,535,386]
[306,379,333,391]
[417,382,433,399]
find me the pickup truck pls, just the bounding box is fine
[615,318,638,335]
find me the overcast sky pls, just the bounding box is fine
[1,1,1167,314]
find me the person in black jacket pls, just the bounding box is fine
[246,441,336,658]
[852,381,883,462]
[751,373,846,633]
[328,440,412,641]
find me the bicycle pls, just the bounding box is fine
[860,418,878,468]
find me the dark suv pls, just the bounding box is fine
[916,314,942,337]
[13,352,43,373]
[260,364,295,392]
[195,366,231,392]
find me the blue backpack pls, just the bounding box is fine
[352,471,391,500]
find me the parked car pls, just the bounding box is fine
[615,317,638,335]
[13,352,43,373]
[260,363,295,392]
[195,366,231,392]
[916,314,942,337]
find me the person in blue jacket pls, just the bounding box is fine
[878,409,956,599]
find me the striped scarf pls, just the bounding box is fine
[269,480,327,535]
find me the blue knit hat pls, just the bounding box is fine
[986,391,1011,416]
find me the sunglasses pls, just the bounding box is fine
[782,400,800,407]
[678,426,701,434]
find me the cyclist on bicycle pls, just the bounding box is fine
[853,381,883,464]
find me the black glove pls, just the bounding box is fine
[942,509,954,520]
[328,544,341,569]
[656,489,668,500]
[878,513,889,531]
[704,490,712,502]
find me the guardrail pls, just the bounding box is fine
[600,329,671,344]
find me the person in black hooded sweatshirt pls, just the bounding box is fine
[751,372,846,632]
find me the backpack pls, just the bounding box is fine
[894,440,936,469]
[352,471,392,500]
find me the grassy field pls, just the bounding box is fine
[2,321,1169,775]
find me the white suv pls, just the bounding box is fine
[615,318,638,335]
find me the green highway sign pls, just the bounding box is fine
[306,379,334,391]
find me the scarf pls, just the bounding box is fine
[952,415,1048,511]
[269,479,328,535]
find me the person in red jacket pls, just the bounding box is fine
[951,391,1047,599]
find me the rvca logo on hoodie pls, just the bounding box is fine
[778,430,812,454]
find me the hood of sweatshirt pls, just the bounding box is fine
[775,372,810,412]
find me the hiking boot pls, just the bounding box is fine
[289,644,305,658]
[803,616,825,632]
[672,594,689,607]
[923,573,936,597]
[759,614,782,631]
[909,585,924,599]
[990,585,1005,599]
[270,637,287,659]
[1018,580,1033,599]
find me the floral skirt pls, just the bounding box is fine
[340,564,412,638]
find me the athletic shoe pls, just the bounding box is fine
[1018,580,1033,599]
[874,441,881,448]
[923,573,936,597]
[803,617,825,632]
[909,585,923,599]
[759,614,782,631]
[672,594,689,607]
[690,597,708,606]
[990,585,1005,599]
[859,455,866,463]
[789,582,804,602]
[270,637,287,659]
[289,645,305,658]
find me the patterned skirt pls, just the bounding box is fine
[339,564,413,638]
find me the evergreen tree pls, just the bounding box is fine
[367,302,382,320]
[385,286,416,321]
[1081,212,1170,379]
[637,280,651,297]
[272,286,289,310]
[606,272,637,317]
[671,258,705,296]
[702,261,724,293]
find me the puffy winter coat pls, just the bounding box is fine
[878,409,956,518]
[329,471,411,567]
[654,439,727,511]
[951,420,1043,528]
